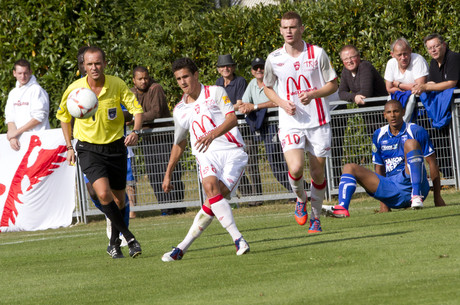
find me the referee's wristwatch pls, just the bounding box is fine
[131,129,140,136]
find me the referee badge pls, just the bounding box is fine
[108,108,117,120]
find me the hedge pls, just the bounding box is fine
[1,0,459,133]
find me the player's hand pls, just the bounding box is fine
[162,176,173,193]
[281,100,296,116]
[9,138,20,151]
[195,132,215,153]
[298,91,313,105]
[124,133,139,146]
[66,149,76,166]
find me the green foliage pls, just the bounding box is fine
[1,0,460,132]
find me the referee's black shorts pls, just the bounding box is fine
[76,138,127,190]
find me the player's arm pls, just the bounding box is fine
[163,139,187,193]
[60,121,75,165]
[264,86,296,115]
[425,153,446,207]
[195,111,238,153]
[125,112,143,146]
[299,78,338,105]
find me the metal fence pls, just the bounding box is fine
[74,90,460,222]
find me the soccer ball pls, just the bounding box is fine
[67,88,99,119]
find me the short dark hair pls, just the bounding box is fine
[385,99,403,110]
[133,66,149,78]
[281,11,302,25]
[83,46,106,62]
[339,45,360,57]
[171,57,198,74]
[13,59,31,71]
[424,33,445,45]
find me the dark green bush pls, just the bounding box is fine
[1,0,459,133]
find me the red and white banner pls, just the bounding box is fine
[0,129,75,232]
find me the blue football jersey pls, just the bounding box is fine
[372,122,434,176]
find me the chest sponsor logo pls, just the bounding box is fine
[385,156,404,173]
[381,143,398,151]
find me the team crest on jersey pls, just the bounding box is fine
[194,104,200,114]
[294,61,300,71]
[372,143,377,153]
[108,108,117,120]
[401,135,408,143]
[223,96,231,105]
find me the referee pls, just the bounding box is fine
[57,46,143,259]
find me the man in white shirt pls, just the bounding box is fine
[264,11,339,233]
[5,59,50,151]
[161,57,250,261]
[384,37,429,94]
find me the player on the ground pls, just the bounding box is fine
[326,99,445,217]
[263,11,339,233]
[161,57,250,261]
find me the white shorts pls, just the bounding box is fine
[278,124,331,157]
[196,148,248,198]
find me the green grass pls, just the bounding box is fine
[1,189,460,305]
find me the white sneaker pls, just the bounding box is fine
[235,237,250,256]
[321,205,334,217]
[411,195,424,209]
[161,247,184,262]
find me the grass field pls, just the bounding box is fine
[1,189,460,305]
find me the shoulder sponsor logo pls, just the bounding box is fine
[222,96,231,104]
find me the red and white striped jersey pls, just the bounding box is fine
[264,41,339,129]
[173,84,245,156]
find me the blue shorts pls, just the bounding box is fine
[370,169,429,209]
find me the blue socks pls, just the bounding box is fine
[407,149,424,197]
[338,174,357,210]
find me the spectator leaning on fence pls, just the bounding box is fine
[5,59,50,151]
[130,66,185,216]
[57,46,143,259]
[412,33,460,94]
[264,11,339,233]
[384,37,429,94]
[323,99,445,218]
[161,57,250,261]
[338,45,387,106]
[239,57,292,200]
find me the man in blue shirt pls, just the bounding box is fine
[326,99,445,217]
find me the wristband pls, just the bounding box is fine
[254,104,259,110]
[67,146,74,151]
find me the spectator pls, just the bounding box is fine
[161,57,250,261]
[239,57,291,201]
[412,33,460,94]
[57,46,143,259]
[215,54,247,111]
[264,11,339,233]
[384,37,429,94]
[215,54,255,199]
[338,45,387,105]
[130,66,185,215]
[5,59,50,151]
